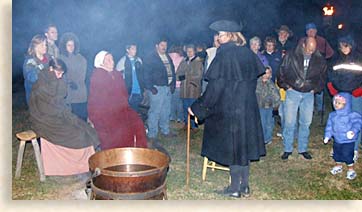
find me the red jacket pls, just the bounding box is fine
[327,82,362,97]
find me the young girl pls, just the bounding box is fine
[256,66,281,144]
[324,92,362,180]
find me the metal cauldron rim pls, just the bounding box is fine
[89,147,170,177]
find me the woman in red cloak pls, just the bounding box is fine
[88,51,147,150]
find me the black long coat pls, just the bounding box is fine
[191,42,266,166]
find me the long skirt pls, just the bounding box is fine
[41,138,95,175]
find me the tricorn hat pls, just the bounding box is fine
[209,20,242,32]
[275,25,293,37]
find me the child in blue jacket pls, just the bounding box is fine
[324,92,362,180]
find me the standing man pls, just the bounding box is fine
[277,37,327,160]
[44,24,59,59]
[116,43,145,115]
[275,25,296,57]
[299,23,335,116]
[144,38,176,140]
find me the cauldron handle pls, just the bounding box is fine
[85,168,101,200]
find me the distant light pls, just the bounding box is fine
[323,5,334,16]
[338,24,343,30]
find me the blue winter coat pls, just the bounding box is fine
[23,55,49,104]
[324,92,362,144]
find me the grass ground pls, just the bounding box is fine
[11,91,362,200]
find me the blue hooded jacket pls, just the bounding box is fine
[324,92,362,144]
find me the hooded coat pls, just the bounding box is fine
[328,48,362,93]
[58,32,88,104]
[191,42,266,166]
[29,70,100,149]
[324,92,362,144]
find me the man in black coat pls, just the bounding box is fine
[143,38,176,140]
[277,37,327,160]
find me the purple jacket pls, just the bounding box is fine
[324,92,362,144]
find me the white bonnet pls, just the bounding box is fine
[94,50,109,68]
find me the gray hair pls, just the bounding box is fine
[249,36,261,46]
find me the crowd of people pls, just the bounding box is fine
[21,20,362,198]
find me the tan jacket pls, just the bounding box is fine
[177,56,203,99]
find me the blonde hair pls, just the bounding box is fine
[27,34,46,56]
[229,32,246,46]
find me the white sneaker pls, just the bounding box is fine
[353,151,358,162]
[276,132,283,138]
[330,166,343,175]
[346,170,357,180]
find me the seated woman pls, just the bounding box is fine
[88,51,147,150]
[29,58,100,176]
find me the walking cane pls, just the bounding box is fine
[186,112,191,190]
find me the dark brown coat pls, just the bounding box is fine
[29,70,100,149]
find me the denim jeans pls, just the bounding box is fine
[278,101,285,131]
[128,93,143,114]
[147,86,172,138]
[259,108,273,143]
[282,89,314,153]
[314,91,324,112]
[71,102,88,121]
[170,87,183,122]
[182,98,197,128]
[352,96,362,151]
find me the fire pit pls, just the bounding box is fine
[88,147,170,200]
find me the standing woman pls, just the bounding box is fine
[188,20,266,198]
[327,35,362,162]
[59,32,88,121]
[177,44,203,130]
[23,34,49,105]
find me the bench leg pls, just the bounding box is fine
[202,157,208,181]
[31,139,45,182]
[15,140,26,179]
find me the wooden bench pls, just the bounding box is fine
[15,130,45,182]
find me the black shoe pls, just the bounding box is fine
[281,152,292,160]
[299,152,312,160]
[218,186,241,198]
[240,186,250,197]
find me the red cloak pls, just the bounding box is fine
[88,68,147,150]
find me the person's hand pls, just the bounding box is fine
[188,107,198,124]
[151,87,158,95]
[347,131,355,139]
[188,107,194,116]
[323,137,329,144]
[69,81,78,90]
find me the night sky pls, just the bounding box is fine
[12,0,362,80]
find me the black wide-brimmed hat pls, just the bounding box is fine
[209,20,242,32]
